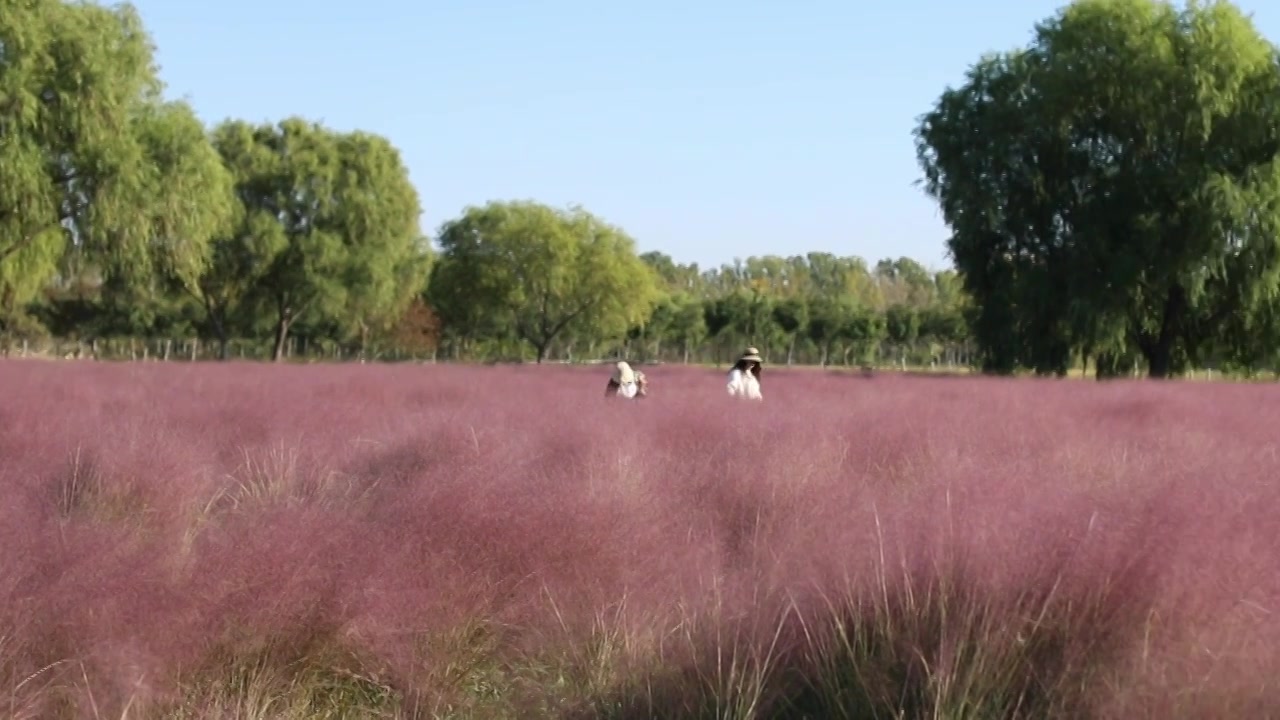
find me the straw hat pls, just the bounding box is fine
[739,347,762,363]
[611,361,635,385]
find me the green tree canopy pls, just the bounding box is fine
[916,0,1280,378]
[429,201,661,362]
[200,118,423,360]
[0,0,233,315]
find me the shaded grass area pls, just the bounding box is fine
[1,360,1277,718]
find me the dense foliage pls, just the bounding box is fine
[915,0,1280,378]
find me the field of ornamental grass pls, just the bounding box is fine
[1,359,1277,719]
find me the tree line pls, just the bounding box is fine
[426,201,971,367]
[3,1,427,363]
[0,0,971,371]
[7,0,1280,379]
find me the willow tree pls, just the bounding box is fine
[429,201,661,362]
[915,0,1280,378]
[200,118,423,360]
[0,0,233,323]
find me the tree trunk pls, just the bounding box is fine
[272,313,292,363]
[1142,284,1186,379]
[534,341,548,363]
[210,316,229,360]
[1147,345,1173,378]
[1096,352,1120,380]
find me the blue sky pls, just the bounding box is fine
[130,0,1279,272]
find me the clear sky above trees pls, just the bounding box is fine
[128,0,1279,271]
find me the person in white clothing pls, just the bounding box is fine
[726,347,763,400]
[605,361,648,399]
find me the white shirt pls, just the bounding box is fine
[726,368,763,400]
[615,381,640,399]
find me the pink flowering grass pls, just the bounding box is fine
[0,360,1277,718]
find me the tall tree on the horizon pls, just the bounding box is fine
[916,0,1280,378]
[198,118,422,361]
[0,0,234,328]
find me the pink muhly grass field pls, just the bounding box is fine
[0,359,1277,718]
